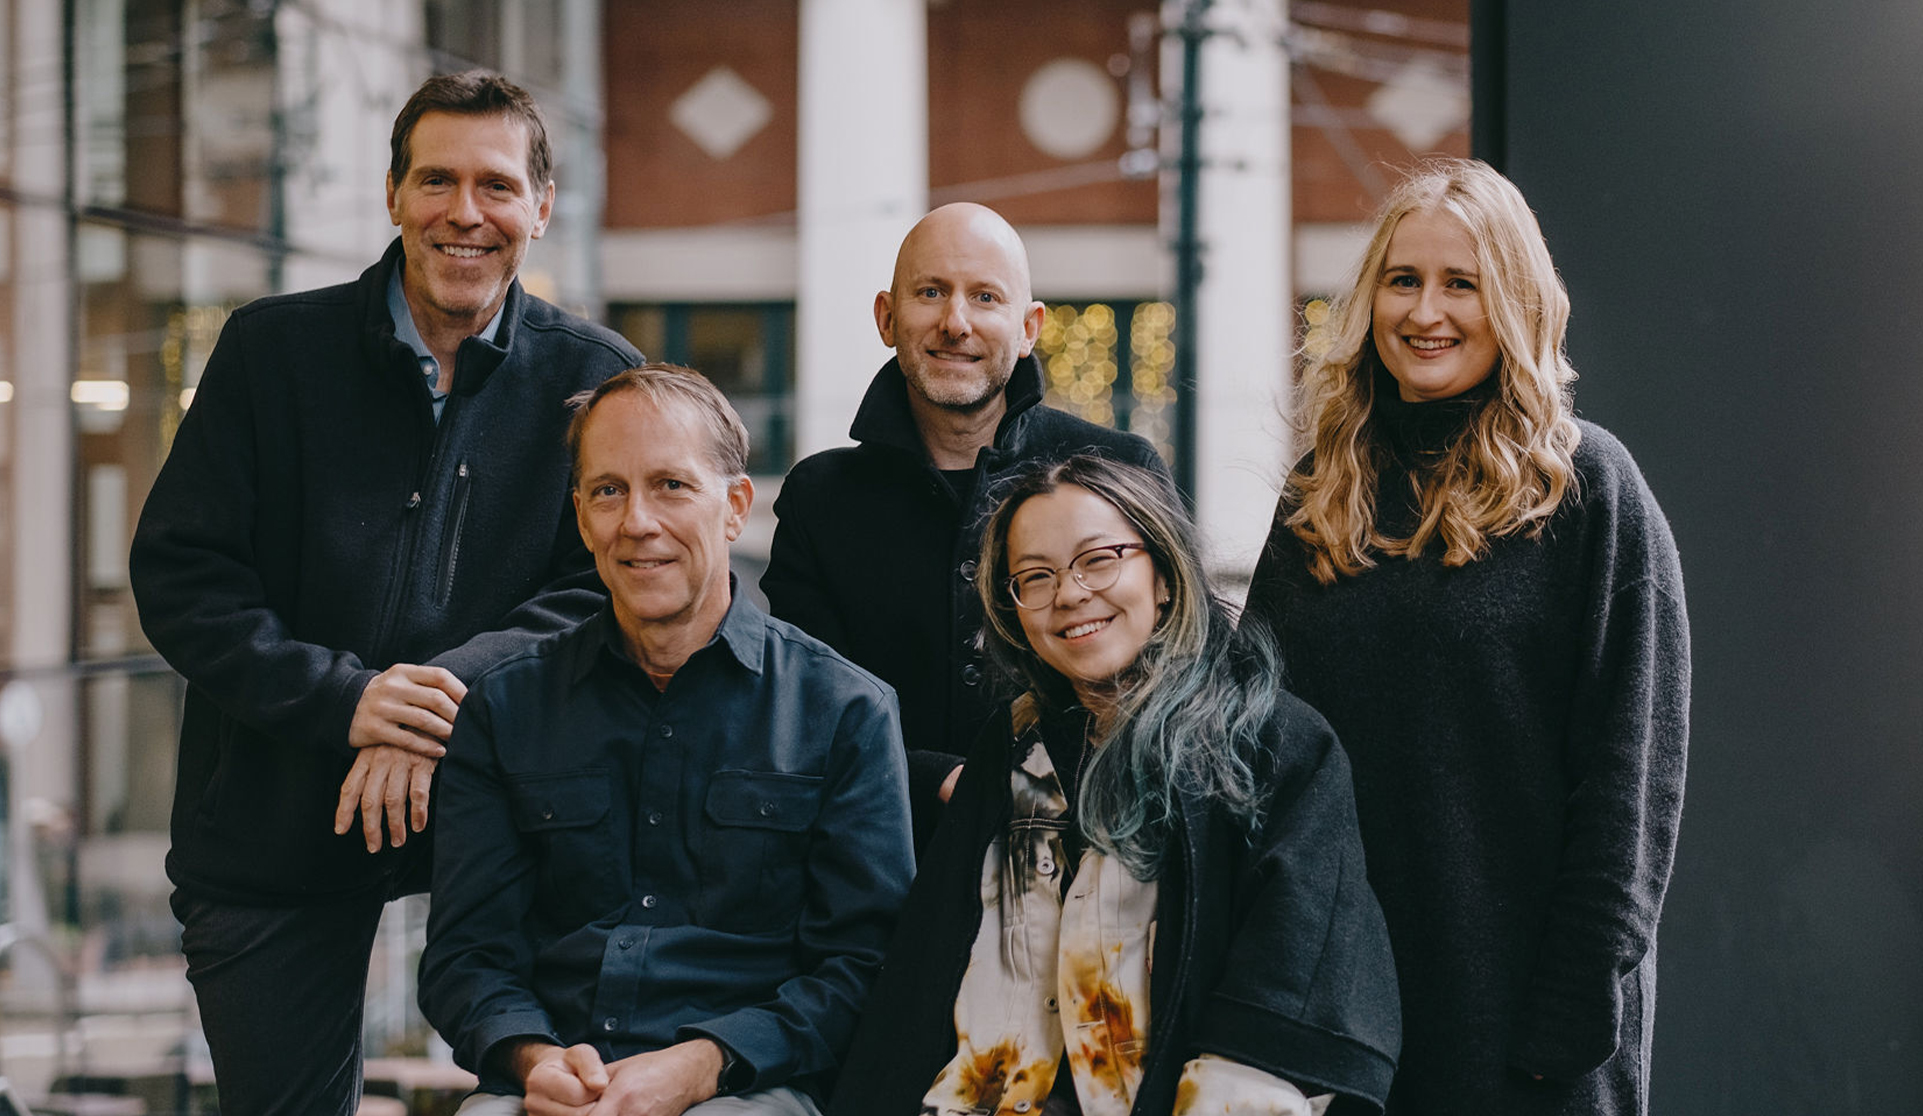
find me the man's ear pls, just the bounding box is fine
[386,172,401,226]
[724,476,755,542]
[874,290,897,348]
[530,180,556,240]
[1017,299,1045,357]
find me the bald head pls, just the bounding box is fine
[889,203,1035,304]
[876,203,1045,417]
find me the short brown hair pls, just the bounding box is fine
[390,70,553,189]
[566,364,751,484]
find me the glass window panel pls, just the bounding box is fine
[185,1,277,230]
[427,0,503,69]
[609,303,796,475]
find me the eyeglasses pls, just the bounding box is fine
[1006,543,1148,610]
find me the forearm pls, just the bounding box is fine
[1514,576,1689,1077]
[140,582,374,754]
[420,698,559,1071]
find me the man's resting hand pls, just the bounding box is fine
[514,1040,725,1116]
[348,662,467,756]
[334,746,436,853]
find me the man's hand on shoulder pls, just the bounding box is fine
[589,1039,725,1116]
[348,662,467,756]
[334,746,437,853]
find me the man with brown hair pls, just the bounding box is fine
[131,71,638,1115]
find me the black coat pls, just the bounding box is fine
[1244,403,1689,1116]
[130,240,641,904]
[830,693,1402,1115]
[762,355,1167,842]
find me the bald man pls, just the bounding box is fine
[763,203,1168,845]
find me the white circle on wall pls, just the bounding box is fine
[1019,58,1120,161]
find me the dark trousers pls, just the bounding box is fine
[172,888,390,1116]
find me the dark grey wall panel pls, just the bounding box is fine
[1480,2,1923,1111]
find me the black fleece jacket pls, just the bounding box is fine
[763,355,1167,845]
[1244,392,1689,1116]
[130,240,640,904]
[829,692,1402,1115]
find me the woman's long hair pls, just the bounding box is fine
[1289,157,1582,584]
[977,456,1280,879]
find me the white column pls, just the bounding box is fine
[6,0,74,989]
[1176,0,1291,587]
[794,0,927,457]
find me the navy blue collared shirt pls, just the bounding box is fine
[421,591,913,1097]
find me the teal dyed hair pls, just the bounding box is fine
[977,455,1281,879]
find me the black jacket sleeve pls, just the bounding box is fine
[130,312,375,756]
[417,677,564,1076]
[1191,703,1402,1111]
[1508,474,1690,1079]
[424,503,606,685]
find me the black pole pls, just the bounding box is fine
[1171,0,1208,496]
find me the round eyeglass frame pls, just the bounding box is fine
[1005,542,1149,610]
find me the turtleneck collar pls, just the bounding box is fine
[1371,362,1499,462]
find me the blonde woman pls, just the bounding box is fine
[1244,158,1689,1116]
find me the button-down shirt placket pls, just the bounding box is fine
[421,592,913,1092]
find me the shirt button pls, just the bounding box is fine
[961,664,982,686]
[758,801,777,818]
[1014,1103,1032,1113]
[640,894,658,909]
[540,806,555,821]
[1044,995,1059,1013]
[617,936,634,950]
[603,1017,617,1031]
[647,810,663,826]
[658,724,674,738]
[958,560,978,581]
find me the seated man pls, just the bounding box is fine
[420,364,913,1116]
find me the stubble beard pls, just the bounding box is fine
[903,353,1014,415]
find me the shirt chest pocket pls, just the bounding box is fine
[694,770,823,933]
[508,770,622,926]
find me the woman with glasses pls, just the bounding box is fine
[830,455,1400,1116]
[1243,158,1688,1115]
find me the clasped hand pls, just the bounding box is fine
[521,1040,724,1116]
[335,663,467,852]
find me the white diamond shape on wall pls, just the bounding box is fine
[670,66,773,161]
[1367,57,1469,152]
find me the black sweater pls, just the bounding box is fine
[130,241,640,904]
[1244,397,1689,1116]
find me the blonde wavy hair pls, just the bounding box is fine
[1288,157,1581,584]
